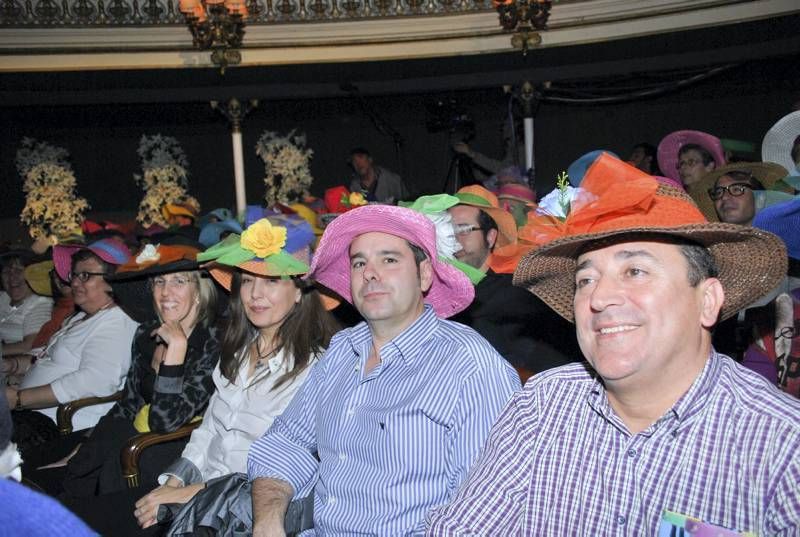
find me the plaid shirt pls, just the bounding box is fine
[426,351,800,536]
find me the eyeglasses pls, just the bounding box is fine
[68,271,106,283]
[453,224,481,236]
[707,183,754,201]
[151,276,192,289]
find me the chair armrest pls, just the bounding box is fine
[121,420,202,488]
[56,390,125,435]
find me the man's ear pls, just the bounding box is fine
[699,277,725,329]
[419,258,434,294]
[486,228,499,251]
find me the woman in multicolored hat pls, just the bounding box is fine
[128,218,339,536]
[48,236,222,503]
[6,238,138,455]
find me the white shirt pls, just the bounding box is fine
[166,347,315,483]
[20,306,138,431]
[0,292,52,345]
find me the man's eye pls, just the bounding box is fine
[384,257,397,264]
[627,267,646,277]
[351,261,365,269]
[575,277,593,289]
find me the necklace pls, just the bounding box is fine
[253,337,278,371]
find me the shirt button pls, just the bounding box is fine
[329,496,337,504]
[339,452,347,461]
[346,408,355,416]
[626,448,637,458]
[616,515,626,525]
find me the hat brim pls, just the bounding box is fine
[513,223,786,323]
[687,162,789,222]
[762,111,800,173]
[307,205,474,319]
[657,130,726,183]
[24,260,54,297]
[208,264,341,311]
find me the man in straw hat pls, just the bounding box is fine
[426,154,800,535]
[247,204,520,536]
[688,162,788,226]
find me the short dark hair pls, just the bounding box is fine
[679,143,715,166]
[679,243,719,287]
[71,249,117,301]
[714,170,765,191]
[477,209,498,251]
[406,241,429,269]
[350,147,371,159]
[578,233,719,288]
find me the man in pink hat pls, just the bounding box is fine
[247,205,520,536]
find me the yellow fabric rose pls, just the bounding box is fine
[241,218,287,258]
[349,192,367,207]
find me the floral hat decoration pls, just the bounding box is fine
[513,152,786,322]
[197,218,309,291]
[110,235,207,323]
[401,194,486,285]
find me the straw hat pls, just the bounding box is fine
[307,204,474,318]
[762,111,800,175]
[513,153,786,322]
[23,260,54,297]
[454,185,517,248]
[657,130,726,183]
[687,162,788,222]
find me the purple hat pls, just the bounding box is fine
[307,205,474,318]
[657,130,726,183]
[52,238,131,281]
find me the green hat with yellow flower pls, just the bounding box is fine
[197,218,309,290]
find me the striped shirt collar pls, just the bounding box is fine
[346,304,438,370]
[587,350,721,435]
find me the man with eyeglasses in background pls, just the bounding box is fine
[689,162,789,226]
[448,185,579,380]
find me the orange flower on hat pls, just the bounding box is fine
[240,218,287,258]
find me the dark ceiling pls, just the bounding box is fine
[2,12,799,107]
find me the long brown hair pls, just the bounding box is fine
[220,271,340,389]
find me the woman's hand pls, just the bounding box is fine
[151,321,189,366]
[134,481,204,529]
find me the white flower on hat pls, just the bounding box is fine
[136,243,161,264]
[422,211,462,260]
[536,171,595,221]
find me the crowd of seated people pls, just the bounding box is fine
[0,110,799,536]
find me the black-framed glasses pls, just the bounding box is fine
[68,271,105,283]
[453,224,481,236]
[707,183,754,201]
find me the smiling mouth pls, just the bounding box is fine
[598,325,638,335]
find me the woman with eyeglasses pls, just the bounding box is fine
[6,238,138,456]
[65,218,340,537]
[27,237,223,501]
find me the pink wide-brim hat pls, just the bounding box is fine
[52,238,132,281]
[657,130,726,183]
[307,204,474,319]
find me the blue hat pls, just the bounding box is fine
[199,219,243,248]
[567,150,619,187]
[753,198,800,261]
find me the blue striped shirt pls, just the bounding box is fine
[248,305,520,536]
[425,351,800,536]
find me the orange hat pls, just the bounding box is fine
[454,185,518,248]
[513,153,786,322]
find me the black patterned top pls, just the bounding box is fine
[107,320,220,433]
